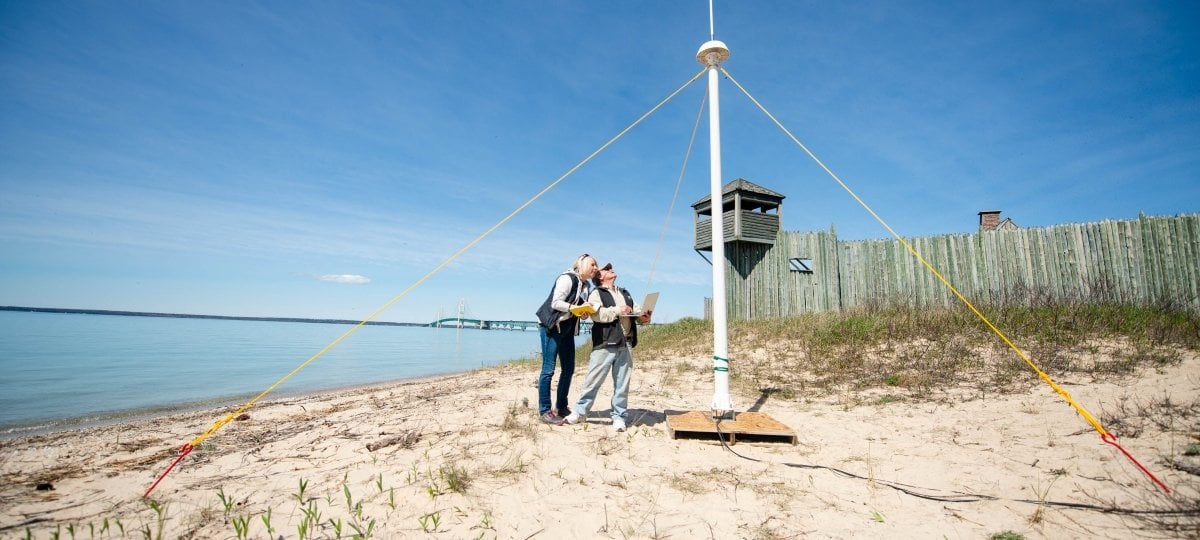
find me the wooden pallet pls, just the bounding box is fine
[664,409,796,445]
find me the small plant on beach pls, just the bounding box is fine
[418,511,441,533]
[231,515,250,540]
[260,506,275,537]
[477,511,494,531]
[594,435,620,456]
[327,517,343,538]
[406,462,419,485]
[441,464,472,494]
[990,532,1025,540]
[301,499,322,532]
[294,478,309,505]
[1029,473,1061,524]
[349,517,376,539]
[862,441,877,490]
[143,499,167,540]
[745,516,787,539]
[667,472,708,495]
[501,402,536,438]
[343,484,355,514]
[217,487,235,519]
[426,478,443,499]
[495,451,528,477]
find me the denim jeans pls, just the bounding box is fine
[538,323,575,415]
[572,344,632,421]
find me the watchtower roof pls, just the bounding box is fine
[692,178,786,208]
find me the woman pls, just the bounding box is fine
[534,253,598,424]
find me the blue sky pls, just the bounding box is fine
[1,1,1197,324]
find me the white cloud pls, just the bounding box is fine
[319,274,370,285]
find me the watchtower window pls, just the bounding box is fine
[789,258,813,273]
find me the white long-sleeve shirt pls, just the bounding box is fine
[549,272,589,327]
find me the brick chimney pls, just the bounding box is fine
[978,210,1001,231]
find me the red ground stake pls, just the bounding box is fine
[1101,432,1170,494]
[143,443,193,498]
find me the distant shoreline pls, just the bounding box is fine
[0,305,427,327]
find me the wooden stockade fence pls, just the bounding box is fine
[720,213,1200,320]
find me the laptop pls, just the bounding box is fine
[621,292,659,317]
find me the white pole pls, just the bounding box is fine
[708,0,715,40]
[696,40,732,416]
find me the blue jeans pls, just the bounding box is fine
[572,344,632,421]
[538,324,575,415]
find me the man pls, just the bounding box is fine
[565,262,651,432]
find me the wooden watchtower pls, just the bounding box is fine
[692,178,784,252]
[693,179,786,320]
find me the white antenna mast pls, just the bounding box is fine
[697,14,732,416]
[708,0,715,40]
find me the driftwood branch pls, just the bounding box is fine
[366,430,421,452]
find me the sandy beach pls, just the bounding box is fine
[2,346,1197,539]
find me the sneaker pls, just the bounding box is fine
[540,411,564,425]
[556,409,571,418]
[564,411,583,424]
[611,418,626,432]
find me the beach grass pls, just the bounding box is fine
[635,302,1200,400]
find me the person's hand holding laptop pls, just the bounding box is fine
[622,292,658,323]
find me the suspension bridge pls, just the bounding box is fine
[428,317,531,330]
[428,299,591,331]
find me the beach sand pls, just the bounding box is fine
[1,347,1197,539]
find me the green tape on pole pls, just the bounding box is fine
[713,367,729,372]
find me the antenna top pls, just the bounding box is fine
[696,40,730,67]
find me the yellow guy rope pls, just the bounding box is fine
[144,67,708,497]
[719,66,1170,493]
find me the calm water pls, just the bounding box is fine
[0,311,550,437]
